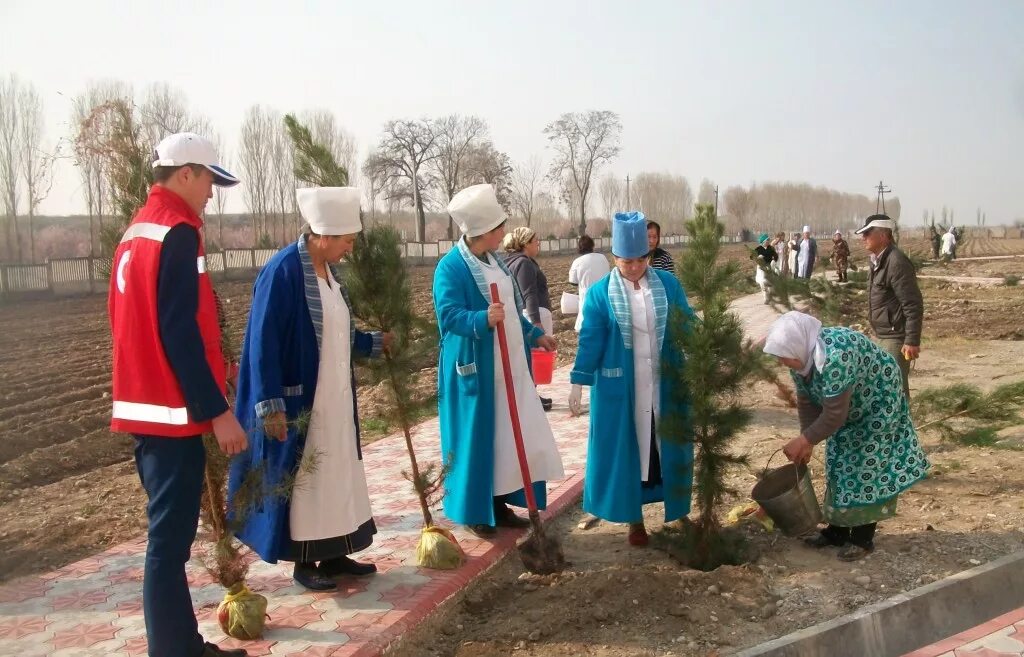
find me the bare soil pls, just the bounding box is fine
[387,338,1024,657]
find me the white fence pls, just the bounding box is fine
[0,234,736,299]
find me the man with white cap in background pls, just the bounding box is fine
[856,213,923,398]
[433,183,563,538]
[797,225,818,278]
[109,133,248,656]
[228,187,391,591]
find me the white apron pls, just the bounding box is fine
[798,240,812,277]
[629,275,661,482]
[754,264,768,287]
[482,255,565,495]
[289,273,374,541]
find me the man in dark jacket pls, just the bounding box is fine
[856,214,923,398]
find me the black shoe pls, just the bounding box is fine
[203,642,248,656]
[318,555,377,578]
[293,563,337,591]
[540,396,553,412]
[804,531,846,548]
[494,504,531,528]
[467,523,498,538]
[837,543,874,561]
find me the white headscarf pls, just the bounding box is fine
[763,311,827,377]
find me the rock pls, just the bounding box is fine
[707,584,720,595]
[760,603,778,619]
[593,608,609,622]
[528,630,541,642]
[632,599,639,605]
[710,614,719,623]
[515,640,525,650]
[74,479,89,489]
[523,583,538,592]
[854,575,872,587]
[969,559,982,566]
[668,606,689,619]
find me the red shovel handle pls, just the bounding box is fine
[489,283,538,514]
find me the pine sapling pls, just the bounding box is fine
[657,203,762,570]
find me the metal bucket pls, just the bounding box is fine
[751,450,823,537]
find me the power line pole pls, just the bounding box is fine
[714,185,719,217]
[875,180,892,214]
[625,174,631,209]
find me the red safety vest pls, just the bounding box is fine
[108,185,226,437]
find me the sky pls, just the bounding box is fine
[1,0,1022,225]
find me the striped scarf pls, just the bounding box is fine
[298,234,355,353]
[456,237,526,316]
[607,267,668,352]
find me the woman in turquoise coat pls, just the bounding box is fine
[568,211,695,546]
[434,184,562,538]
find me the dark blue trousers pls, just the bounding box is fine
[134,435,206,657]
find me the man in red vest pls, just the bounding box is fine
[109,132,248,657]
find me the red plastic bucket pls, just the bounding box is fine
[530,349,555,384]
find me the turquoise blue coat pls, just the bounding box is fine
[570,269,695,523]
[433,247,548,526]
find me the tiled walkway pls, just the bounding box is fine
[902,608,1024,657]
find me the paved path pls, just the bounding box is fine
[902,607,1024,656]
[0,292,782,657]
[917,274,1008,286]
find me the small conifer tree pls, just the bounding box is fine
[658,203,762,570]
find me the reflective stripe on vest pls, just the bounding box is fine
[121,222,171,243]
[112,401,190,425]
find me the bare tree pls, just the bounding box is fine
[18,82,56,263]
[510,155,543,227]
[139,82,194,146]
[543,110,622,236]
[238,105,275,246]
[723,185,756,232]
[268,116,294,245]
[362,147,385,225]
[72,81,131,257]
[431,115,488,238]
[365,118,441,242]
[697,178,717,209]
[631,173,691,233]
[0,74,22,261]
[597,172,622,221]
[209,133,231,249]
[74,98,152,275]
[461,141,512,209]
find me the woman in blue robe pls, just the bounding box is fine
[434,184,563,538]
[227,187,389,591]
[568,211,695,546]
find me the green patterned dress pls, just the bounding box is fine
[793,327,929,527]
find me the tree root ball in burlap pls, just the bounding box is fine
[217,583,268,640]
[416,526,466,569]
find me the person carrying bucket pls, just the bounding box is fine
[568,211,696,547]
[433,184,565,539]
[763,311,929,561]
[502,226,555,412]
